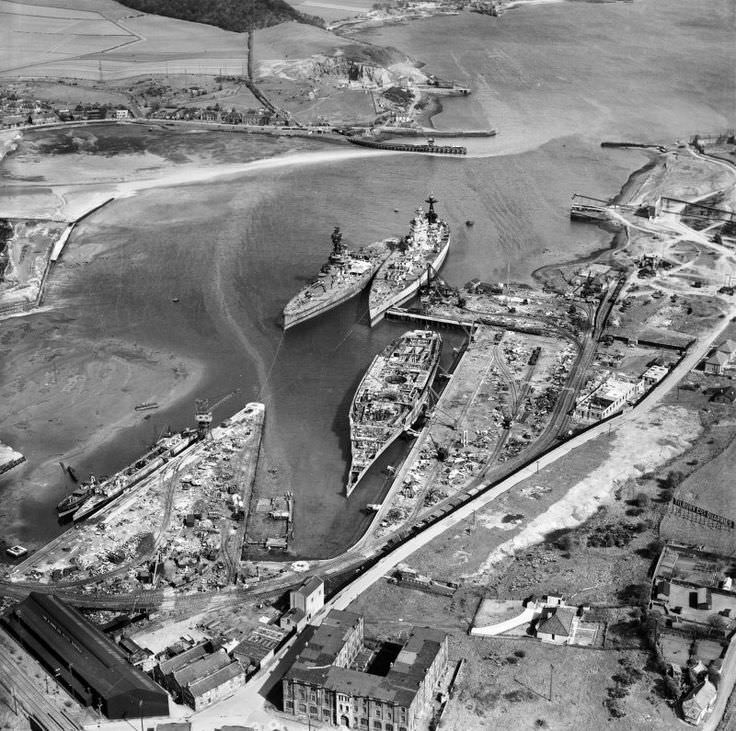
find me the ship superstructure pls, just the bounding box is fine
[368,195,451,326]
[283,227,394,330]
[347,329,442,496]
[72,431,196,522]
[56,479,96,521]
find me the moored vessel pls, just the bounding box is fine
[72,431,196,522]
[56,479,97,521]
[368,196,451,326]
[347,329,442,496]
[283,227,394,330]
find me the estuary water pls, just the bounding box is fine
[1,0,732,559]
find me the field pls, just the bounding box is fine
[0,0,246,80]
[286,0,371,23]
[347,580,679,730]
[0,0,359,82]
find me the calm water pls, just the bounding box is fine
[1,0,732,558]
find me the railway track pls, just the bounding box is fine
[0,631,82,731]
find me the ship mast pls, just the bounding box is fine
[425,194,438,224]
[331,226,344,255]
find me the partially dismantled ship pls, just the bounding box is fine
[282,227,394,330]
[72,431,196,522]
[368,195,451,326]
[347,329,442,496]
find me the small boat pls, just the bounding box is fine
[57,481,96,520]
[366,504,382,512]
[134,402,159,412]
[171,297,180,303]
[6,545,28,558]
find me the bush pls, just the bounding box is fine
[664,676,680,700]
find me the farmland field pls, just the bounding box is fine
[0,0,346,80]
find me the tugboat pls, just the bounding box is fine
[282,227,394,330]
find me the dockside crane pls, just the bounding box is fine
[195,389,240,440]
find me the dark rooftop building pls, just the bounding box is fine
[283,611,448,730]
[3,592,169,719]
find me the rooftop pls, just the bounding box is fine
[707,351,730,366]
[159,642,209,677]
[287,615,445,708]
[287,610,363,684]
[188,661,243,698]
[537,607,577,637]
[295,575,324,597]
[173,650,230,688]
[4,592,166,702]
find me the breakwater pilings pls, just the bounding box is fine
[347,137,466,155]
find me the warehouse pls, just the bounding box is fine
[2,592,169,719]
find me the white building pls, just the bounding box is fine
[574,374,643,422]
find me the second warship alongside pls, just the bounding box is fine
[72,431,196,522]
[368,195,451,326]
[282,227,394,330]
[347,329,442,496]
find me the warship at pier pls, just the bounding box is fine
[347,329,442,496]
[368,196,451,326]
[72,430,196,522]
[283,227,394,330]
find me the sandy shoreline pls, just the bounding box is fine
[0,328,206,545]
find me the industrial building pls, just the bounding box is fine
[2,592,169,719]
[281,576,325,632]
[574,373,644,422]
[282,610,448,730]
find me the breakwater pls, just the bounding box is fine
[377,127,496,138]
[348,137,466,155]
[601,141,667,152]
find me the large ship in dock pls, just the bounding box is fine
[368,195,451,326]
[72,431,196,523]
[347,329,442,496]
[282,227,394,330]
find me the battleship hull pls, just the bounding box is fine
[346,330,442,497]
[346,385,434,497]
[283,269,374,331]
[368,227,450,326]
[282,240,393,331]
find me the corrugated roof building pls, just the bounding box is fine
[2,592,169,719]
